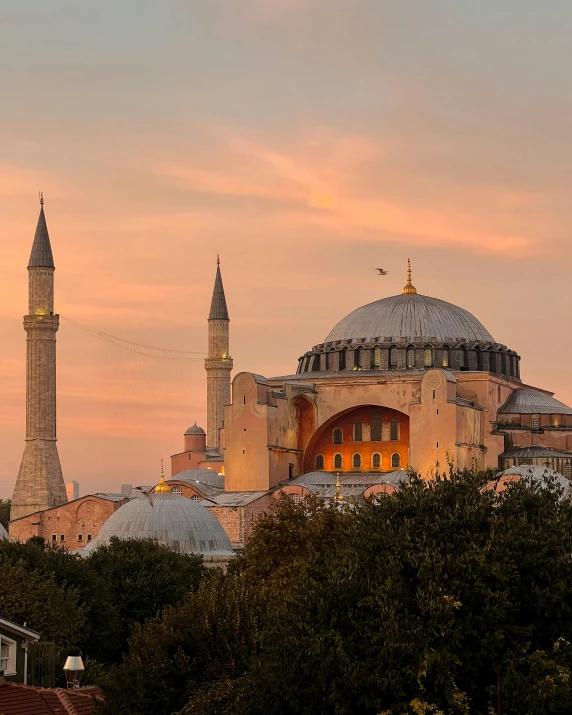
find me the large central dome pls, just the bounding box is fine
[325,293,495,344]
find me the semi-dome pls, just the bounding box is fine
[325,293,494,344]
[82,492,233,558]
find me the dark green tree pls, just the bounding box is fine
[86,537,204,656]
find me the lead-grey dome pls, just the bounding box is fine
[185,423,206,436]
[499,389,572,415]
[325,293,495,344]
[83,493,233,557]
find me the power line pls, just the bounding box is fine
[61,317,207,361]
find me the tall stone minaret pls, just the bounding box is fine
[11,197,67,521]
[204,257,232,450]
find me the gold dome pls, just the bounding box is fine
[402,258,417,295]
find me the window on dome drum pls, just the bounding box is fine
[334,453,343,469]
[373,347,381,367]
[442,350,449,368]
[333,427,343,444]
[390,348,398,367]
[191,495,201,501]
[391,453,401,469]
[354,421,363,442]
[312,354,320,372]
[424,348,433,367]
[326,352,334,370]
[353,453,362,469]
[390,420,399,441]
[339,350,346,370]
[290,493,302,505]
[530,418,539,430]
[171,486,183,495]
[355,349,363,368]
[371,415,382,441]
[315,454,325,470]
[407,349,415,368]
[564,462,572,478]
[459,349,465,368]
[372,453,381,469]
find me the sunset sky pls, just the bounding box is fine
[1,0,571,498]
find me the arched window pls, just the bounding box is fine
[333,453,343,469]
[390,347,398,367]
[459,348,466,368]
[406,348,415,368]
[424,348,433,367]
[354,348,363,369]
[390,420,399,441]
[315,454,325,470]
[191,495,201,501]
[338,350,347,371]
[326,351,334,371]
[311,354,321,372]
[353,453,362,469]
[373,347,381,367]
[354,421,363,442]
[391,453,401,469]
[170,486,182,495]
[333,428,343,445]
[289,493,302,505]
[442,349,449,368]
[372,453,381,469]
[476,348,483,371]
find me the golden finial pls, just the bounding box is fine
[333,472,344,501]
[155,457,170,493]
[39,192,44,207]
[402,258,417,295]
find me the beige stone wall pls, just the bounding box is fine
[28,268,54,315]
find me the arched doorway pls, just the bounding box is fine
[303,405,410,473]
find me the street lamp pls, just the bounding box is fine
[63,655,85,689]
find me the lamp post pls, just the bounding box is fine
[63,655,84,689]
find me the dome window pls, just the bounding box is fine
[315,454,325,470]
[353,453,362,469]
[372,453,381,469]
[391,453,401,469]
[333,453,343,469]
[333,428,343,445]
[289,493,302,505]
[424,348,433,367]
[373,347,381,367]
[442,350,449,368]
[339,350,347,370]
[407,349,415,368]
[354,421,363,442]
[170,486,183,496]
[390,348,398,367]
[530,418,539,430]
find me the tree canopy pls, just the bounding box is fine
[99,472,572,715]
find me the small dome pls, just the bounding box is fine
[0,522,9,541]
[325,293,494,344]
[185,423,206,436]
[169,468,224,489]
[83,493,233,557]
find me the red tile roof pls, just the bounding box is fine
[0,682,102,715]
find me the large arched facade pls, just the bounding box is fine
[303,404,410,473]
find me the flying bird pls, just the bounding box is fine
[375,268,388,275]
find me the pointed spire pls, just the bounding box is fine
[28,194,55,269]
[402,258,417,295]
[209,257,229,321]
[155,457,170,493]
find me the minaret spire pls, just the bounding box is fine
[402,258,417,295]
[11,200,66,521]
[205,257,233,450]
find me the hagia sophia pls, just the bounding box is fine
[7,202,572,554]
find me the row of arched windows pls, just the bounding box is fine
[333,421,399,444]
[300,346,520,378]
[315,453,401,470]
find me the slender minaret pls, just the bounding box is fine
[204,257,232,450]
[11,196,67,521]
